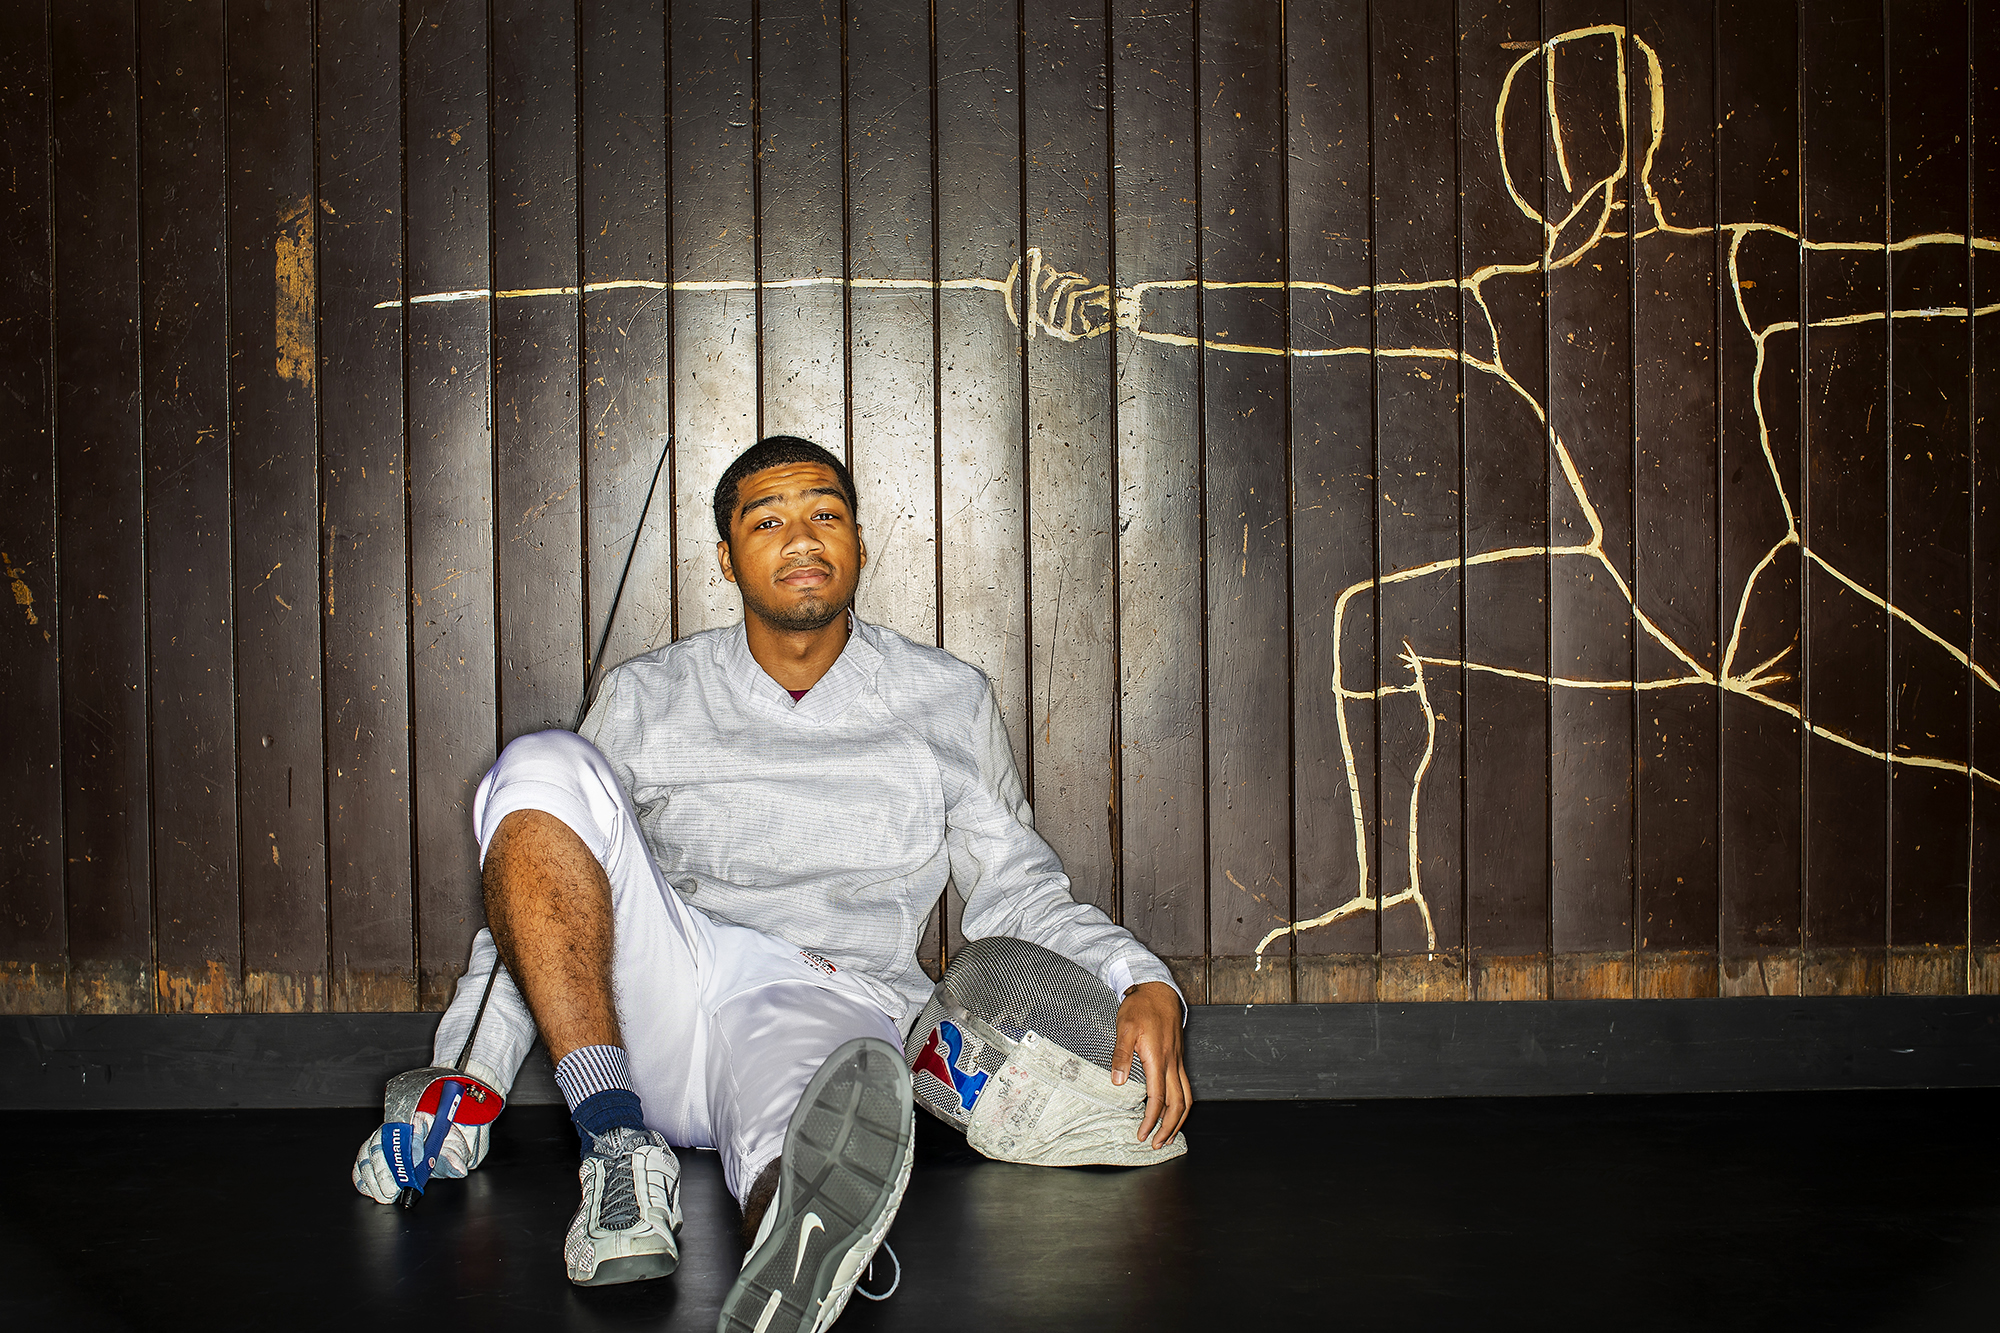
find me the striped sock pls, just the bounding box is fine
[553,1043,633,1108]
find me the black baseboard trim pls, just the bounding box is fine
[1185,996,2000,1099]
[4,998,1997,1110]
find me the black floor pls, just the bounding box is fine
[3,1090,1995,1331]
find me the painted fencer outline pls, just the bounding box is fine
[376,24,1999,963]
[1238,24,2000,962]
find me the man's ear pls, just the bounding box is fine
[716,538,736,584]
[856,530,866,571]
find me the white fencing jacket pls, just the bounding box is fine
[473,613,1179,1037]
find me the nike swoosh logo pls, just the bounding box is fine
[793,1212,826,1281]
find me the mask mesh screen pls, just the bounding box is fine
[904,936,1136,1127]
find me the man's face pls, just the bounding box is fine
[717,461,865,633]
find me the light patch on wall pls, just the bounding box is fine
[275,196,315,388]
[2,551,47,642]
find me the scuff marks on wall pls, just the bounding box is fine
[156,959,241,1014]
[0,961,67,1015]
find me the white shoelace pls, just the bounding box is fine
[855,1243,900,1301]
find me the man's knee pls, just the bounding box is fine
[489,727,616,790]
[475,729,624,860]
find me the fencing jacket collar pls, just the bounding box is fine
[719,611,881,726]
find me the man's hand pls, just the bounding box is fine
[1110,980,1191,1149]
[351,1063,506,1204]
[352,1113,490,1203]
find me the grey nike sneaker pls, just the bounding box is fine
[717,1037,915,1333]
[566,1125,683,1286]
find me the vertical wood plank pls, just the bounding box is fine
[581,0,673,677]
[847,0,940,975]
[1022,0,1118,920]
[1973,3,2000,994]
[934,0,1025,732]
[1716,0,1804,997]
[758,1,846,450]
[406,0,495,1008]
[142,0,240,1013]
[1457,1,1552,1003]
[1200,0,1293,1004]
[1112,0,1206,991]
[1286,0,1376,1005]
[492,0,583,741]
[0,0,65,1013]
[847,0,938,647]
[670,4,758,637]
[319,0,415,1011]
[935,0,1026,962]
[54,1,151,1014]
[1544,11,1635,999]
[1369,0,1468,1000]
[1631,0,1720,999]
[229,0,328,1013]
[1799,0,1888,997]
[1885,0,1972,995]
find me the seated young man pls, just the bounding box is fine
[352,436,1189,1332]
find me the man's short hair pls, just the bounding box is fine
[712,436,860,543]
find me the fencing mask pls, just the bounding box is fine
[904,936,1187,1167]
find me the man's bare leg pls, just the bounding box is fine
[482,808,622,1062]
[483,807,681,1286]
[742,1158,781,1243]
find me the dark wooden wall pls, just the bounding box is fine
[2,0,1993,1014]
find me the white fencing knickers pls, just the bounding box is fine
[472,728,904,1206]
